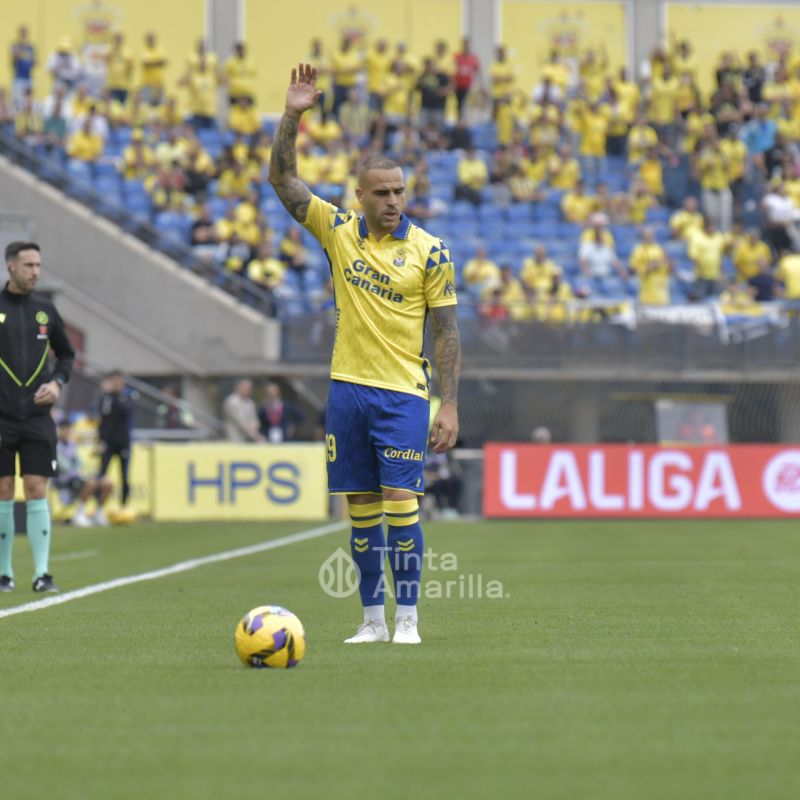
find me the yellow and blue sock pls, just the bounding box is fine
[348,499,386,616]
[26,498,52,579]
[0,499,15,578]
[384,498,423,617]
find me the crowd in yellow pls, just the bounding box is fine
[3,21,800,318]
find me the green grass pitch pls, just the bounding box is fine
[2,518,799,799]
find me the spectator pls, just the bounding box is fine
[696,137,733,232]
[496,265,526,317]
[247,240,285,291]
[579,213,626,280]
[14,89,43,145]
[365,38,392,114]
[66,116,103,163]
[561,180,595,224]
[217,160,252,199]
[228,96,259,137]
[670,196,704,240]
[521,245,561,294]
[156,385,195,429]
[463,246,501,293]
[762,179,800,254]
[121,128,155,179]
[140,31,169,105]
[42,87,69,151]
[479,287,509,320]
[630,227,671,305]
[257,382,303,442]
[627,113,658,165]
[578,100,609,185]
[47,37,82,95]
[222,379,264,442]
[183,137,214,195]
[489,45,515,115]
[741,104,777,170]
[453,37,481,117]
[338,87,370,143]
[330,35,361,117]
[10,24,36,107]
[215,231,251,274]
[0,88,14,129]
[190,203,218,261]
[405,174,447,221]
[223,41,256,106]
[146,161,189,212]
[106,32,134,105]
[180,51,218,130]
[733,228,772,282]
[688,217,730,300]
[748,258,779,302]
[721,125,748,218]
[638,146,664,199]
[742,51,766,104]
[550,143,582,190]
[416,57,450,135]
[279,227,310,290]
[55,420,113,528]
[454,147,488,205]
[508,163,542,204]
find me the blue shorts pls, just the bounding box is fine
[325,380,429,495]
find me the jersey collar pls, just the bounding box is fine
[358,214,412,241]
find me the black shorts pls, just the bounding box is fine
[0,415,57,478]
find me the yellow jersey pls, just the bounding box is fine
[302,195,457,399]
[223,55,257,99]
[733,240,771,281]
[778,254,800,299]
[141,47,168,89]
[630,243,670,305]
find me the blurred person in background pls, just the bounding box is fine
[223,41,257,106]
[97,370,134,512]
[257,382,304,443]
[10,24,37,107]
[105,32,133,104]
[453,37,481,118]
[629,228,672,305]
[688,217,731,300]
[47,37,82,95]
[156,385,195,430]
[55,419,113,528]
[422,450,462,520]
[139,31,168,105]
[222,378,264,442]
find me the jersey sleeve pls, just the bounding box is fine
[301,194,353,249]
[424,238,458,308]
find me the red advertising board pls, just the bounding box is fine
[483,444,800,518]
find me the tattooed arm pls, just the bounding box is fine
[429,305,461,453]
[269,63,321,223]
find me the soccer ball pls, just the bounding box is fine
[234,605,306,669]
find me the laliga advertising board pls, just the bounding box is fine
[151,443,328,521]
[484,445,800,518]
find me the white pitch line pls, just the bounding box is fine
[0,521,347,620]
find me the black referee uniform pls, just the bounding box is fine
[0,283,75,477]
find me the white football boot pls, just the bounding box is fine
[343,620,390,644]
[392,615,421,644]
[72,509,94,528]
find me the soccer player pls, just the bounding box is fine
[0,242,75,593]
[270,64,460,645]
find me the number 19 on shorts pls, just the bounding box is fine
[326,434,337,463]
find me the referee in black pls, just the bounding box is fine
[0,242,75,593]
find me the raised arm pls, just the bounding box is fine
[429,304,461,453]
[269,63,321,223]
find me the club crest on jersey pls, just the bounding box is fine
[393,248,406,267]
[36,311,49,325]
[356,238,366,250]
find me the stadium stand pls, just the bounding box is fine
[2,12,799,330]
